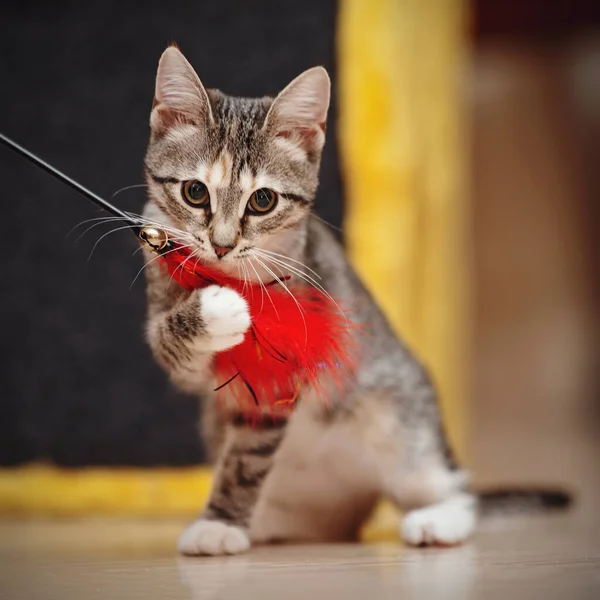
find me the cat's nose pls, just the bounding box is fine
[211,243,234,259]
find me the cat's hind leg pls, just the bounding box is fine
[376,387,477,547]
[382,458,476,547]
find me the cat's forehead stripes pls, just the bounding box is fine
[208,95,271,178]
[204,152,233,188]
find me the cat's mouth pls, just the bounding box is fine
[190,237,238,262]
[184,239,248,278]
[183,234,270,282]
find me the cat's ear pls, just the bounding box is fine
[150,46,213,134]
[264,67,330,154]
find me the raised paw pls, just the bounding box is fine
[178,519,251,556]
[200,285,251,352]
[400,495,476,547]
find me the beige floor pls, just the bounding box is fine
[0,512,598,600]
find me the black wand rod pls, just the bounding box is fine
[0,132,135,224]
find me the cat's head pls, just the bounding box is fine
[144,46,330,265]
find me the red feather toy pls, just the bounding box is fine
[0,133,357,416]
[158,242,356,414]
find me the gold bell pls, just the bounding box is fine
[139,226,169,252]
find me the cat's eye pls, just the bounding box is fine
[247,188,277,214]
[182,180,210,207]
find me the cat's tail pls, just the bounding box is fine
[476,487,573,517]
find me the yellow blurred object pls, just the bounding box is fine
[0,465,212,517]
[0,465,400,540]
[338,0,470,458]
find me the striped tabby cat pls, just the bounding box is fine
[142,46,569,555]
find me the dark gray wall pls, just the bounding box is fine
[0,0,343,466]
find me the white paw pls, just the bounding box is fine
[178,519,251,556]
[200,285,251,352]
[401,495,476,547]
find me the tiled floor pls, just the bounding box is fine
[0,512,598,599]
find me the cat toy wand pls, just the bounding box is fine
[0,132,355,415]
[0,133,170,253]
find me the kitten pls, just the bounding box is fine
[142,46,570,555]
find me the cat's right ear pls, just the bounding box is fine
[150,46,213,134]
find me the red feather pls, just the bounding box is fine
[158,245,357,415]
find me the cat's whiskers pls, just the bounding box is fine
[235,259,244,295]
[123,211,195,241]
[253,249,347,319]
[69,208,195,250]
[80,207,197,263]
[111,183,147,198]
[192,252,204,277]
[71,216,134,243]
[240,259,251,298]
[245,257,269,317]
[234,261,245,304]
[254,252,287,281]
[118,211,198,253]
[255,247,321,280]
[167,246,200,290]
[87,224,143,261]
[129,243,192,289]
[250,257,279,317]
[67,215,130,239]
[311,211,342,233]
[251,254,307,341]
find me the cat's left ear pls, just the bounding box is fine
[263,67,330,154]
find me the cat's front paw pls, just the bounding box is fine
[200,285,251,352]
[178,519,251,556]
[400,499,476,547]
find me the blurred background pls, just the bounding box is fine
[469,1,600,514]
[0,0,598,518]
